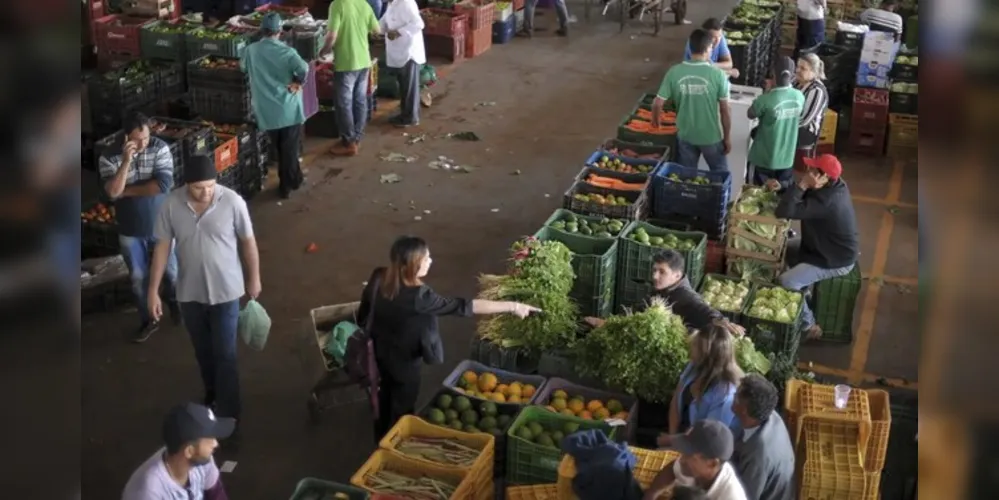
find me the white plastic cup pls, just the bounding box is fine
[833,384,851,409]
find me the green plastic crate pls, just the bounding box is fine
[617,221,708,290]
[533,226,618,319]
[542,208,630,241]
[506,406,618,485]
[186,28,249,60]
[289,478,369,500]
[141,21,195,61]
[812,265,862,343]
[616,95,678,147]
[697,273,755,324]
[742,284,805,356]
[614,276,652,314]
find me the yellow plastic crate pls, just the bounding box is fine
[819,109,839,146]
[507,483,559,500]
[801,413,870,470]
[800,459,867,499]
[865,390,891,471]
[350,449,475,499]
[556,447,680,499]
[887,113,918,150]
[863,472,882,499]
[380,415,495,499]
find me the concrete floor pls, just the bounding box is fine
[80,2,918,497]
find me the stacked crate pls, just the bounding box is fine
[188,55,253,125]
[886,113,917,160]
[848,87,890,155]
[724,186,790,283]
[87,60,182,135]
[650,162,732,241]
[458,0,496,58]
[535,212,620,319]
[815,43,860,110]
[147,117,214,186]
[616,221,707,312]
[816,108,838,155]
[888,48,919,123]
[779,0,795,52]
[93,14,155,69]
[492,2,516,44]
[423,9,469,62]
[811,263,863,343]
[725,4,782,88]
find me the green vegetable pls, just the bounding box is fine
[734,336,771,375]
[746,286,802,324]
[729,257,774,282]
[550,212,627,238]
[700,276,751,312]
[574,297,690,402]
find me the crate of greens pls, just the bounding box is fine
[506,406,617,485]
[186,27,250,60]
[350,450,473,499]
[289,478,369,500]
[563,181,648,221]
[697,274,754,324]
[618,221,708,290]
[141,19,198,61]
[533,226,617,319]
[726,186,790,268]
[651,162,732,221]
[742,284,805,356]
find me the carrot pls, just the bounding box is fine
[634,108,677,121]
[584,174,646,191]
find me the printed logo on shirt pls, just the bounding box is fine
[677,76,713,96]
[774,100,804,120]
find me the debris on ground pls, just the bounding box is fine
[512,169,521,175]
[474,101,497,108]
[305,243,319,253]
[404,133,428,144]
[491,208,500,213]
[445,131,480,141]
[380,173,403,184]
[379,152,418,163]
[428,156,476,173]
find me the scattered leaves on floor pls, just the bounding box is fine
[404,133,427,145]
[474,101,497,108]
[512,169,522,175]
[887,205,900,214]
[380,173,402,184]
[379,152,417,163]
[428,156,476,172]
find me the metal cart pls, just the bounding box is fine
[306,302,372,423]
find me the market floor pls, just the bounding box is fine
[80,3,918,497]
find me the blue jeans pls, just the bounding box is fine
[780,257,855,329]
[796,17,825,57]
[752,166,795,191]
[524,0,569,31]
[119,234,178,325]
[334,69,371,144]
[677,139,729,172]
[180,300,241,418]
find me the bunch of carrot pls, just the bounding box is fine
[633,108,676,122]
[624,120,677,135]
[584,173,646,191]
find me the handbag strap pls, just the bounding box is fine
[363,271,383,334]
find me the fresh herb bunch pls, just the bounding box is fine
[573,297,689,402]
[476,237,578,351]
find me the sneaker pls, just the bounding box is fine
[329,141,354,156]
[132,321,160,343]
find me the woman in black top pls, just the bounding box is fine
[792,53,829,170]
[360,236,539,440]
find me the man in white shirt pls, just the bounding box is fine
[795,0,827,57]
[860,0,905,38]
[643,420,748,500]
[380,0,425,127]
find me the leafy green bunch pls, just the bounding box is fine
[573,297,690,402]
[734,336,771,375]
[476,237,578,351]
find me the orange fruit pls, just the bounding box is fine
[461,371,478,386]
[508,382,523,397]
[594,408,611,420]
[579,410,593,420]
[523,384,536,398]
[478,373,498,393]
[567,399,585,414]
[490,393,506,403]
[496,384,509,396]
[586,400,604,412]
[508,395,522,404]
[560,409,576,417]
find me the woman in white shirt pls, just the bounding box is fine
[795,0,826,58]
[380,0,425,127]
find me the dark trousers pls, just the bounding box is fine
[180,300,242,419]
[795,17,825,58]
[266,125,304,195]
[334,69,371,144]
[396,60,421,124]
[752,166,795,191]
[373,366,421,443]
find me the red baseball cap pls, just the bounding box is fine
[802,154,843,180]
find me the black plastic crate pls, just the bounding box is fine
[890,63,918,82]
[88,62,158,108]
[650,162,732,221]
[150,117,213,162]
[238,155,263,199]
[834,30,864,50]
[152,60,185,99]
[888,92,918,115]
[653,212,726,240]
[218,162,242,190]
[290,27,325,61]
[190,87,253,123]
[81,222,120,258]
[187,55,250,91]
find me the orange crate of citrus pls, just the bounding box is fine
[532,378,638,439]
[444,360,547,406]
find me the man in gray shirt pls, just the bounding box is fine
[729,374,795,500]
[147,155,261,430]
[121,402,232,500]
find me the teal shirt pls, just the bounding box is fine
[747,86,805,170]
[241,38,310,131]
[657,61,730,146]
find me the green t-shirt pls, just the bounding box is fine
[329,0,379,72]
[747,86,805,170]
[656,61,730,146]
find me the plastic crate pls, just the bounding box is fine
[425,33,466,62]
[492,16,515,44]
[315,62,334,102]
[88,62,158,109]
[790,382,874,444]
[801,413,871,469]
[851,87,889,132]
[422,9,469,37]
[150,117,213,161]
[541,209,630,242]
[153,61,184,98]
[187,55,249,90]
[865,390,891,472]
[818,109,838,146]
[615,113,678,148]
[350,450,475,498]
[614,277,652,314]
[705,239,725,274]
[290,27,325,61]
[651,162,732,220]
[697,273,753,324]
[533,378,638,442]
[185,28,249,60]
[800,457,868,499]
[742,284,804,356]
[289,478,369,500]
[599,138,671,163]
[94,14,153,56]
[211,133,239,172]
[725,202,789,265]
[890,63,918,82]
[381,415,494,498]
[254,3,310,16]
[217,162,242,190]
[442,359,547,409]
[533,227,617,319]
[617,221,708,289]
[190,87,253,123]
[210,122,256,158]
[506,406,617,485]
[81,274,133,314]
[574,165,648,191]
[456,0,496,30]
[812,264,862,343]
[847,128,886,156]
[585,150,659,176]
[154,135,186,187]
[834,29,864,50]
[140,20,194,61]
[469,336,541,374]
[563,182,648,221]
[507,483,558,500]
[238,156,263,199]
[888,91,918,115]
[557,447,678,498]
[466,25,492,58]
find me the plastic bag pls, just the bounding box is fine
[238,299,272,351]
[325,321,361,367]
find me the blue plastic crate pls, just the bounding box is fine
[492,17,515,44]
[651,162,731,220]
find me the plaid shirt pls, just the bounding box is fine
[98,137,174,237]
[98,136,173,185]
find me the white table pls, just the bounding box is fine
[696,84,761,198]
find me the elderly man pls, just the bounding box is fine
[147,155,261,430]
[241,12,310,199]
[99,112,180,343]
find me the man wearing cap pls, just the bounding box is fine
[774,154,859,340]
[122,403,233,500]
[748,57,805,190]
[241,12,310,200]
[643,420,748,500]
[147,155,261,424]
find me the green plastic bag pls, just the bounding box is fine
[324,321,361,367]
[420,64,438,89]
[238,299,272,351]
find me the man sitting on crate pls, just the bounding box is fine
[99,112,181,343]
[772,154,859,341]
[241,13,310,199]
[584,250,744,337]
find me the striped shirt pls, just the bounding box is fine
[98,136,174,237]
[860,8,904,34]
[795,79,829,137]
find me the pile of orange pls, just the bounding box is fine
[542,389,629,422]
[453,370,537,404]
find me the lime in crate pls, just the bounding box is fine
[617,220,708,290]
[651,162,732,222]
[506,406,618,485]
[534,226,617,319]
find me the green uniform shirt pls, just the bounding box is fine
[748,86,805,170]
[241,38,310,131]
[656,61,730,147]
[329,0,380,72]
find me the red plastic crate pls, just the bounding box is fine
[212,134,239,172]
[465,25,492,58]
[848,129,886,156]
[315,61,334,101]
[456,0,496,30]
[851,87,889,132]
[422,9,469,37]
[705,240,725,274]
[425,33,466,62]
[94,14,155,56]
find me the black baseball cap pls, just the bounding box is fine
[162,403,235,450]
[670,420,734,461]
